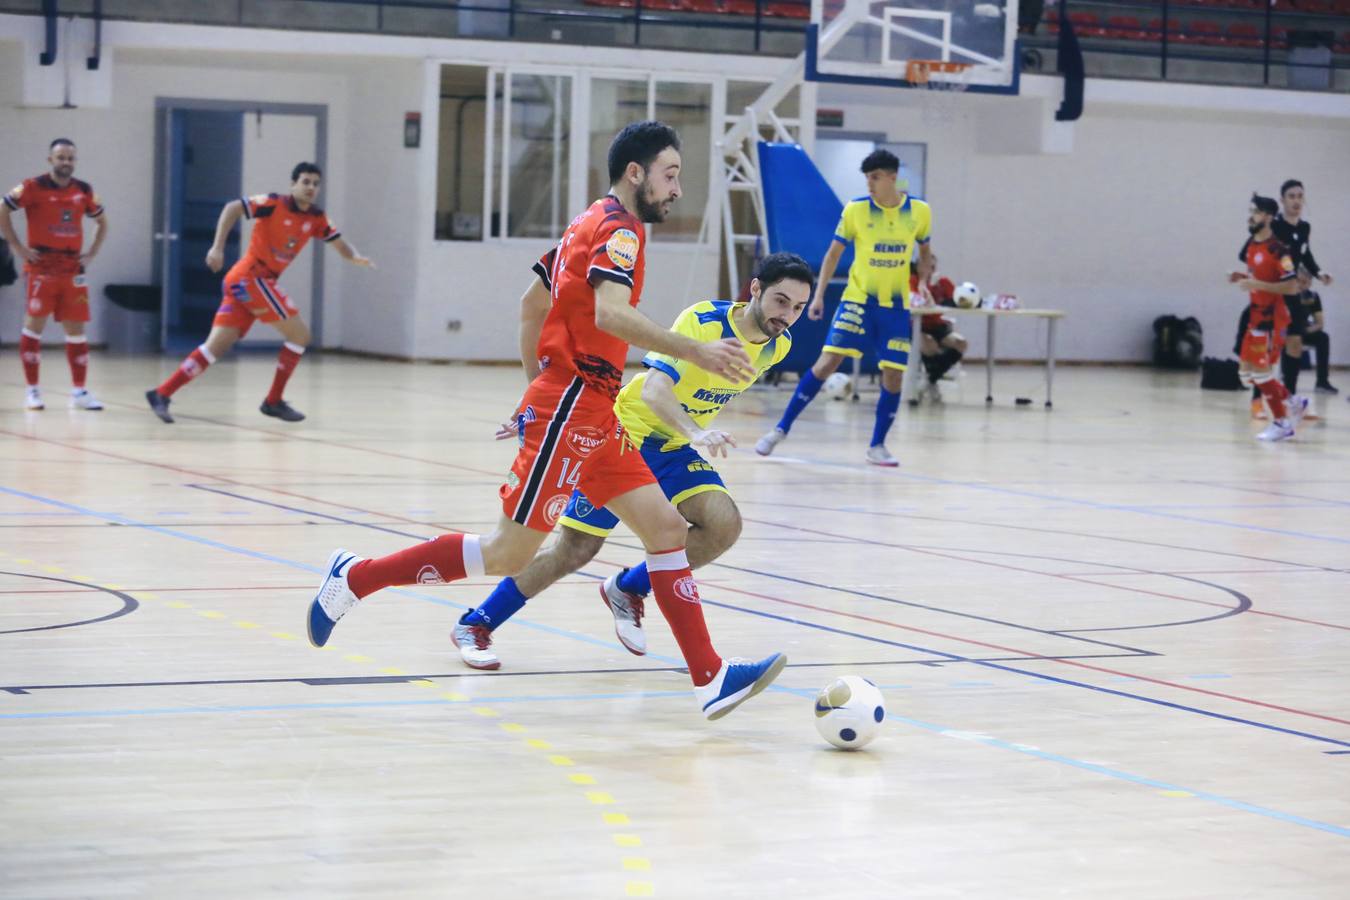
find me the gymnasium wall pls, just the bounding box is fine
[817,79,1350,362]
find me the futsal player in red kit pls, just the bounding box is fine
[307,122,789,720]
[1232,194,1308,442]
[0,139,109,411]
[145,162,373,423]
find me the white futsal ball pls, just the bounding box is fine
[814,675,886,750]
[822,371,852,400]
[954,282,981,309]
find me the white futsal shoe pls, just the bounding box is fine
[1287,395,1309,427]
[70,388,104,410]
[307,548,364,647]
[24,387,44,410]
[755,427,787,457]
[1255,420,1295,442]
[600,571,647,656]
[451,621,501,670]
[865,444,899,467]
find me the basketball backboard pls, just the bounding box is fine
[806,0,1021,94]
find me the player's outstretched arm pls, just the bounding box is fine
[639,369,736,457]
[332,237,375,269]
[1237,277,1301,295]
[205,199,244,272]
[518,277,551,382]
[594,281,754,383]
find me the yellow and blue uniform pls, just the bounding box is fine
[559,300,792,536]
[824,194,931,371]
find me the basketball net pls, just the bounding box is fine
[907,60,972,126]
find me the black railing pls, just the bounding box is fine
[9,0,1348,91]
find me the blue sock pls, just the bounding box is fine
[460,577,528,631]
[871,386,901,447]
[616,563,651,598]
[777,369,825,433]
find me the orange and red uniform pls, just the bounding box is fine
[3,175,104,322]
[1239,237,1295,369]
[214,193,340,334]
[500,195,657,532]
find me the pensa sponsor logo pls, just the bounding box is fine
[673,576,701,604]
[566,426,607,457]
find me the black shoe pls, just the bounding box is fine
[260,399,305,422]
[145,389,174,423]
[1314,381,1338,395]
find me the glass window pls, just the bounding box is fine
[654,81,712,243]
[505,73,571,239]
[435,65,489,240]
[587,78,649,203]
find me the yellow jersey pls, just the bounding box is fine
[615,300,792,452]
[835,195,932,308]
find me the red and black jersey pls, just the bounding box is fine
[1241,237,1295,332]
[3,175,104,274]
[531,195,646,399]
[229,193,340,281]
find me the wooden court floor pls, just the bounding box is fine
[1,352,1348,899]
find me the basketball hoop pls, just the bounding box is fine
[906,60,973,125]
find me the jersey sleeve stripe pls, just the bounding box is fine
[643,358,681,384]
[916,236,931,244]
[322,231,342,243]
[86,205,104,218]
[2,194,19,210]
[239,196,253,219]
[532,260,552,290]
[832,233,848,244]
[588,265,634,289]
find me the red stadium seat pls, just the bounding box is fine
[1106,15,1147,39]
[1227,22,1262,48]
[1067,11,1107,37]
[724,0,758,14]
[685,0,722,12]
[765,1,810,18]
[1147,17,1183,39]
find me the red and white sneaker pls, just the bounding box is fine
[600,571,646,656]
[451,621,500,670]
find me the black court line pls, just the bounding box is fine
[0,653,1152,694]
[0,572,139,634]
[186,484,434,540]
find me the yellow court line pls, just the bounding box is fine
[603,813,631,826]
[499,723,527,733]
[625,882,655,897]
[622,858,651,872]
[568,773,596,786]
[585,792,615,805]
[548,755,574,767]
[526,738,553,750]
[613,834,642,848]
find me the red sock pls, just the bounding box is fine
[65,337,88,389]
[347,533,483,599]
[1258,378,1288,420]
[266,342,305,404]
[646,548,721,686]
[158,346,214,398]
[19,330,40,387]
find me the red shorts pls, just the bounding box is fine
[1240,328,1284,370]
[214,275,299,336]
[25,272,90,322]
[500,374,657,533]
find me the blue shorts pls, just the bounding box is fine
[558,442,728,537]
[823,297,912,371]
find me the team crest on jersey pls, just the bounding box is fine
[1281,256,1294,273]
[506,471,520,489]
[571,495,594,518]
[9,183,22,200]
[61,209,73,223]
[566,425,606,457]
[543,494,570,526]
[302,221,312,233]
[605,229,640,270]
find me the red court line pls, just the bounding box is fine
[1057,569,1319,577]
[746,517,1350,634]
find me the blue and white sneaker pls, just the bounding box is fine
[694,652,788,720]
[307,548,363,647]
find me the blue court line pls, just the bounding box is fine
[5,688,1346,840]
[759,451,1350,546]
[772,685,1350,840]
[6,485,1348,752]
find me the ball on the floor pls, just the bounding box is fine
[823,372,852,400]
[814,675,886,750]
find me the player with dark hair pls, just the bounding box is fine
[1273,179,1332,396]
[145,161,374,424]
[451,252,812,670]
[306,121,789,721]
[0,138,108,411]
[1232,194,1308,442]
[756,148,933,466]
